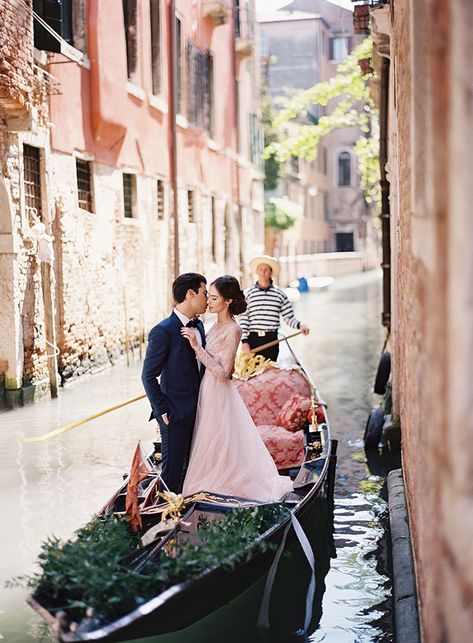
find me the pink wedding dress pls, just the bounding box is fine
[182,320,293,501]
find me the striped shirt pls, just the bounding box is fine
[239,281,301,341]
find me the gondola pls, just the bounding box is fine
[27,344,337,642]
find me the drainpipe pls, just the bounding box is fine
[168,0,179,281]
[379,57,390,328]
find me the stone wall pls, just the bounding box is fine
[0,0,52,399]
[46,152,245,384]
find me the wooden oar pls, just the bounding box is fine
[20,394,147,443]
[249,330,303,354]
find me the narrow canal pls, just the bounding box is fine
[0,269,397,642]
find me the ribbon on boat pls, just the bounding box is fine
[257,512,316,634]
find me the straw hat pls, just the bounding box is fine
[249,255,280,276]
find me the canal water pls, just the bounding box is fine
[0,269,397,642]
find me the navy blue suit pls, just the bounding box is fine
[141,312,206,492]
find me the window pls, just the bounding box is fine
[76,159,93,212]
[187,190,195,223]
[187,43,213,134]
[338,151,351,186]
[290,156,300,175]
[335,232,354,252]
[150,0,161,95]
[33,0,72,52]
[122,173,137,218]
[211,196,217,261]
[23,144,42,220]
[248,113,263,170]
[157,179,164,219]
[329,36,348,62]
[235,80,241,152]
[72,0,87,54]
[323,192,330,220]
[176,16,183,114]
[123,0,138,80]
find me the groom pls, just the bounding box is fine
[141,273,208,493]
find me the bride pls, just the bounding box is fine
[181,275,293,501]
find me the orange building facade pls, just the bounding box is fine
[0,0,264,406]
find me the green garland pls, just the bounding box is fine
[10,504,290,626]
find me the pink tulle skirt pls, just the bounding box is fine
[183,371,293,501]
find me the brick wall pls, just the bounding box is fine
[385,1,473,640]
[0,0,33,114]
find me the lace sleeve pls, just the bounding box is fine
[194,324,242,381]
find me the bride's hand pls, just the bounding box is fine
[181,327,199,349]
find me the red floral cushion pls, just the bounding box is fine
[234,368,311,426]
[274,394,311,432]
[257,425,305,469]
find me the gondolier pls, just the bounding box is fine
[240,255,310,361]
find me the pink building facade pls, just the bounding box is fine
[0,0,264,406]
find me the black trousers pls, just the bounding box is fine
[247,331,279,361]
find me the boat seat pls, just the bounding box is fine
[234,367,311,469]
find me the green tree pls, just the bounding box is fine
[264,200,296,230]
[265,38,380,209]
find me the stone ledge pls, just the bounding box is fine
[387,469,421,643]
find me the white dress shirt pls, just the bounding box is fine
[174,308,203,372]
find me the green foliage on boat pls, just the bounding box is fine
[10,504,290,623]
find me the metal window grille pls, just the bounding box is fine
[249,112,263,169]
[123,173,135,218]
[150,0,161,94]
[76,159,93,211]
[187,190,195,223]
[23,144,42,220]
[157,179,164,219]
[187,41,213,133]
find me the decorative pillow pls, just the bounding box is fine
[258,425,305,469]
[274,394,311,432]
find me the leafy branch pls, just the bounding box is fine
[265,37,381,209]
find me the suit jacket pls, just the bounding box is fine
[141,312,206,424]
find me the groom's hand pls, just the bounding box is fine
[161,413,169,425]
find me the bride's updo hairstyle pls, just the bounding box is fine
[212,275,247,316]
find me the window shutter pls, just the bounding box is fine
[33,0,73,52]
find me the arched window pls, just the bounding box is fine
[338,151,351,186]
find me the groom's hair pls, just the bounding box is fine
[172,272,207,303]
